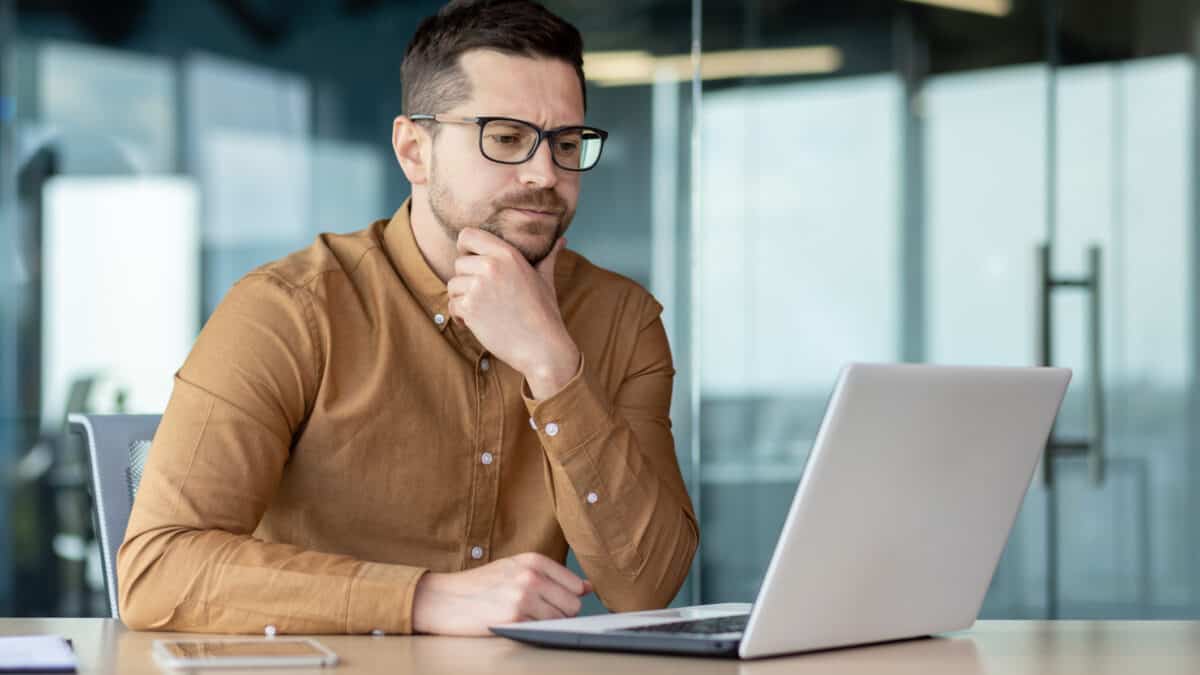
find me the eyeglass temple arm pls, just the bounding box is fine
[407,114,482,125]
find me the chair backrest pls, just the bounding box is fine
[68,413,161,619]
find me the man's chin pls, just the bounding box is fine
[481,218,559,264]
[510,235,558,266]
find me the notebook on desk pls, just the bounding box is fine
[0,635,77,673]
[493,363,1071,659]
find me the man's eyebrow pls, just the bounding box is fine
[479,113,587,128]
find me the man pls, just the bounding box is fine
[117,0,698,636]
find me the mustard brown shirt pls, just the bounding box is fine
[117,200,698,634]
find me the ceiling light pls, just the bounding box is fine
[584,46,843,88]
[903,0,1012,17]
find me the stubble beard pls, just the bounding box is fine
[428,160,571,266]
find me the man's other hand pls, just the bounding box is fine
[411,552,594,636]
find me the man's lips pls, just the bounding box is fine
[508,207,560,219]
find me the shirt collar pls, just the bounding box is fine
[383,198,452,333]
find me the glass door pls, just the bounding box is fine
[1023,55,1194,620]
[695,0,1200,620]
[924,1,1199,618]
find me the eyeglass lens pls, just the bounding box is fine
[480,119,604,170]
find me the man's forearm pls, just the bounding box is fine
[525,361,698,610]
[542,424,698,610]
[118,523,426,634]
[119,372,425,635]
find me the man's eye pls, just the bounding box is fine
[556,142,579,154]
[490,134,521,145]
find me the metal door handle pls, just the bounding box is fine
[1037,244,1105,486]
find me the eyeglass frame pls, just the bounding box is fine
[407,113,609,172]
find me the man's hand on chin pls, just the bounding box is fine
[412,553,594,636]
[447,227,581,400]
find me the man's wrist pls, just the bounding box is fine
[411,572,445,634]
[524,339,581,400]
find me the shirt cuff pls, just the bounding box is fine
[345,561,427,634]
[523,354,611,460]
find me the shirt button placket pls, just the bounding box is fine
[470,352,500,572]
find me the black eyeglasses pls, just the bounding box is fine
[408,114,609,172]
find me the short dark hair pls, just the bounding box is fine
[401,0,587,119]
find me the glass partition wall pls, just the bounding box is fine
[1,0,1199,621]
[697,0,1200,619]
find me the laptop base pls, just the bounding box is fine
[490,625,741,658]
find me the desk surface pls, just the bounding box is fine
[2,619,1199,674]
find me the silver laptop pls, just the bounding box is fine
[492,363,1071,659]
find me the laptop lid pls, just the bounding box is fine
[738,363,1070,658]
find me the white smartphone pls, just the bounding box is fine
[151,637,339,669]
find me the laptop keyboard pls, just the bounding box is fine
[613,614,749,636]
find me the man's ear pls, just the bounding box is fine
[392,115,430,185]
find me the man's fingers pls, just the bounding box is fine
[453,254,494,279]
[519,552,587,596]
[533,573,584,618]
[446,276,471,298]
[521,595,568,622]
[448,296,469,322]
[457,227,516,259]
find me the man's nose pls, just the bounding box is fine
[517,138,559,189]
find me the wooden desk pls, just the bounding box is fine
[2,619,1198,674]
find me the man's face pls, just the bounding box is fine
[426,50,584,266]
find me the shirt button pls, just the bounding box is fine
[545,422,559,437]
[529,417,538,431]
[264,624,277,637]
[371,629,385,637]
[586,491,599,505]
[481,452,493,465]
[434,313,446,326]
[470,546,484,560]
[480,357,490,372]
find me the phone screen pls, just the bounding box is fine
[161,639,328,660]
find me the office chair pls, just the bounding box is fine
[68,413,161,620]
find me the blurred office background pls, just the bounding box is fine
[0,0,1197,620]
